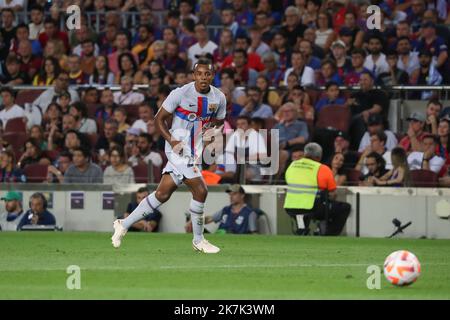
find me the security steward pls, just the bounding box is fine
[284,142,351,235]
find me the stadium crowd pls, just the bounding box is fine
[0,0,449,187]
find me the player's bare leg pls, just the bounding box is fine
[111,174,178,248]
[184,177,220,253]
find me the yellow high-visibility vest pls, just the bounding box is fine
[284,158,321,209]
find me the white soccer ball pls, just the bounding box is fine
[383,250,421,286]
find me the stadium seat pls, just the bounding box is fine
[346,169,362,186]
[86,133,98,149]
[316,105,351,132]
[410,169,439,188]
[305,88,321,106]
[2,132,27,152]
[23,164,48,183]
[122,105,140,124]
[42,150,60,162]
[4,117,27,133]
[133,163,149,183]
[15,89,44,106]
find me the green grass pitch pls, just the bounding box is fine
[1,232,450,299]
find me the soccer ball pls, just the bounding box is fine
[383,250,421,286]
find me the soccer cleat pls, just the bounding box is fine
[192,239,220,254]
[111,219,127,248]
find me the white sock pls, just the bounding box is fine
[189,199,205,244]
[122,192,162,230]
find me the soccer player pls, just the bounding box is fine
[111,59,226,253]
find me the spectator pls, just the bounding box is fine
[347,71,389,149]
[0,149,25,183]
[399,111,427,153]
[373,147,411,187]
[47,151,72,183]
[219,68,246,105]
[96,88,117,122]
[103,145,135,184]
[78,40,97,76]
[315,59,343,86]
[0,87,24,128]
[131,24,154,71]
[113,107,130,134]
[43,103,63,148]
[330,40,352,79]
[417,21,448,81]
[162,40,187,76]
[131,102,154,133]
[0,53,30,85]
[254,11,274,44]
[396,36,420,78]
[425,99,443,134]
[256,75,281,111]
[212,28,234,70]
[363,34,389,78]
[280,6,306,47]
[113,76,145,105]
[248,26,271,58]
[220,86,243,127]
[260,52,284,87]
[69,102,97,134]
[0,191,24,231]
[128,132,163,168]
[38,17,69,53]
[62,130,83,154]
[82,87,99,106]
[28,5,45,40]
[219,8,246,39]
[61,114,78,134]
[29,125,48,151]
[283,51,315,87]
[272,31,292,72]
[376,50,410,86]
[232,0,254,26]
[17,39,42,80]
[239,86,273,119]
[290,143,305,162]
[107,31,135,76]
[188,22,217,67]
[179,0,198,24]
[231,48,258,87]
[358,114,398,152]
[437,116,450,166]
[410,50,443,99]
[64,147,103,183]
[17,193,56,230]
[225,115,268,181]
[0,8,16,59]
[55,90,72,114]
[197,0,221,26]
[276,101,309,145]
[121,187,162,232]
[116,52,144,84]
[33,57,60,86]
[280,84,314,122]
[185,184,258,234]
[327,131,359,170]
[124,127,140,159]
[89,55,115,85]
[315,81,346,114]
[298,39,322,71]
[18,138,50,169]
[221,34,265,72]
[33,72,80,113]
[408,133,446,175]
[315,11,336,52]
[358,152,387,186]
[355,130,393,174]
[95,118,125,153]
[330,152,347,186]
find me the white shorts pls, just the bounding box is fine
[162,152,202,186]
